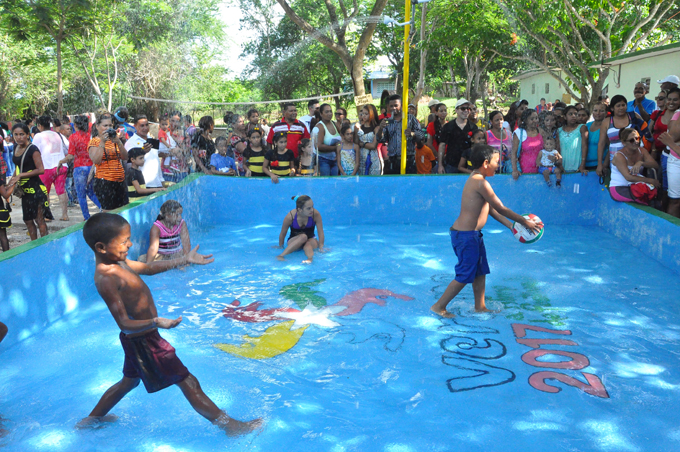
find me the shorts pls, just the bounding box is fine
[40,167,67,195]
[94,178,129,211]
[21,182,54,222]
[538,166,555,174]
[667,153,680,199]
[609,186,636,203]
[120,329,190,393]
[451,229,490,284]
[0,202,11,229]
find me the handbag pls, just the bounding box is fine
[12,145,29,198]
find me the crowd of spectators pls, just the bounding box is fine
[1,74,679,253]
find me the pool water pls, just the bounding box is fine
[2,222,680,451]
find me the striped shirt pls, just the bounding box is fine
[265,119,310,159]
[379,114,424,157]
[89,137,125,182]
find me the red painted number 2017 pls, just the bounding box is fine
[511,323,609,398]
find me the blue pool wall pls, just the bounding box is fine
[0,173,677,351]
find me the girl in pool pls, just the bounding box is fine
[275,195,326,263]
[139,200,190,262]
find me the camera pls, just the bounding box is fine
[105,128,117,138]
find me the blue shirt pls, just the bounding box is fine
[627,98,656,116]
[210,153,237,173]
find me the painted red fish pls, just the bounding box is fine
[331,289,414,316]
[222,300,299,323]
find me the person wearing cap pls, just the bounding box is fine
[427,99,440,124]
[437,99,478,174]
[658,75,680,91]
[113,107,136,140]
[627,82,656,122]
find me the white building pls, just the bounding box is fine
[514,42,680,107]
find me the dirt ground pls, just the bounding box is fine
[4,191,100,249]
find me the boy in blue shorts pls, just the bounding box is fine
[431,144,542,317]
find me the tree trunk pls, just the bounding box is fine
[448,65,459,99]
[56,36,63,117]
[413,4,429,106]
[350,57,366,97]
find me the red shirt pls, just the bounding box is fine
[266,118,310,158]
[68,130,94,167]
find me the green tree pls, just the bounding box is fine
[1,0,93,116]
[497,0,679,107]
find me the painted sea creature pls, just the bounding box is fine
[222,300,299,323]
[214,320,308,359]
[331,288,414,316]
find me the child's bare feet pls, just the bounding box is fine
[75,414,119,429]
[276,255,285,261]
[213,413,264,437]
[430,305,455,318]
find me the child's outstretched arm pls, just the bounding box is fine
[127,245,214,276]
[96,274,182,334]
[478,179,542,232]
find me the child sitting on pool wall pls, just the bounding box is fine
[431,144,542,317]
[78,213,262,436]
[139,200,190,263]
[275,195,326,263]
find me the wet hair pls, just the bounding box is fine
[246,108,259,120]
[215,136,228,147]
[388,94,401,104]
[273,131,288,143]
[83,213,129,251]
[470,144,498,169]
[298,138,311,154]
[37,115,52,129]
[12,122,30,135]
[619,128,639,143]
[340,123,352,137]
[157,200,182,222]
[292,195,312,209]
[198,115,214,131]
[128,147,145,160]
[609,95,627,112]
[133,115,148,125]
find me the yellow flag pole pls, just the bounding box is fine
[400,0,411,175]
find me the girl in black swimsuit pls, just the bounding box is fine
[275,195,326,263]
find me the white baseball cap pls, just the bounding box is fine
[427,99,440,107]
[455,98,471,109]
[657,75,680,85]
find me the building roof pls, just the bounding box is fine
[589,41,680,68]
[511,68,560,81]
[368,70,393,80]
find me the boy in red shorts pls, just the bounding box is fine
[77,213,262,436]
[430,145,542,317]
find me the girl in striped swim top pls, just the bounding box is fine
[139,200,190,263]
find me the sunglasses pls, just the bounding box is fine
[627,137,640,143]
[656,97,666,101]
[458,107,470,111]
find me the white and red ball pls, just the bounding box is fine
[512,214,544,244]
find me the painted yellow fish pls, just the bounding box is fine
[214,320,308,360]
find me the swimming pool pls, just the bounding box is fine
[1,174,679,451]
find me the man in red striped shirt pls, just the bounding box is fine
[266,103,310,167]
